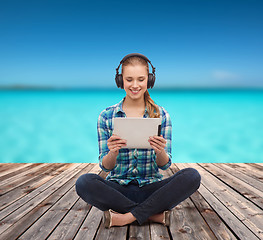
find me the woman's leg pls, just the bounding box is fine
[132,168,201,225]
[75,173,138,213]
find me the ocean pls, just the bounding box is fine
[0,89,263,163]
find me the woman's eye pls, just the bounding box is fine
[126,79,132,82]
[139,79,145,82]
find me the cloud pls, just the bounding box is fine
[212,70,240,80]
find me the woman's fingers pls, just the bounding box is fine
[109,134,122,141]
[148,136,166,148]
[108,134,126,142]
[108,134,127,151]
[108,140,127,148]
[148,135,167,154]
[109,144,122,152]
[108,145,125,152]
[110,146,121,152]
[108,140,126,146]
[150,143,158,152]
[149,140,163,151]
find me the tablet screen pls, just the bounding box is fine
[113,117,161,149]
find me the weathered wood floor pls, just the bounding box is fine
[0,163,262,240]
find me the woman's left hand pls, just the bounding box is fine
[148,135,167,155]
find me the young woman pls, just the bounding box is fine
[75,53,201,228]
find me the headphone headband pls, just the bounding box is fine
[120,53,150,64]
[115,53,156,89]
[116,53,155,75]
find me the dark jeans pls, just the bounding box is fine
[75,167,201,225]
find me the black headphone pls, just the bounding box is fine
[115,53,156,89]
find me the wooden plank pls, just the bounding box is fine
[247,163,263,171]
[246,163,263,181]
[213,163,263,192]
[74,206,103,240]
[0,163,93,239]
[169,198,217,240]
[0,163,69,210]
[95,223,127,240]
[0,163,20,172]
[0,163,88,235]
[0,163,82,221]
[200,163,263,209]
[129,223,151,240]
[46,198,91,240]
[150,223,170,240]
[225,163,263,183]
[176,163,261,240]
[0,163,34,176]
[0,163,50,192]
[172,164,237,240]
[19,164,100,240]
[0,163,39,181]
[189,191,237,240]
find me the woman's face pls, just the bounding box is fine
[122,64,148,101]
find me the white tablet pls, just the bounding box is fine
[113,117,162,149]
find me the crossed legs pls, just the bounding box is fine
[75,167,201,226]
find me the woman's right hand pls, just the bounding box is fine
[107,134,127,155]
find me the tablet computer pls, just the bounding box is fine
[113,117,161,149]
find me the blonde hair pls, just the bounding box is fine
[121,56,160,118]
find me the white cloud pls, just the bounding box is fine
[212,70,240,80]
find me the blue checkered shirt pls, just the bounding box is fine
[97,98,172,187]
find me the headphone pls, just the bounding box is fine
[115,53,156,89]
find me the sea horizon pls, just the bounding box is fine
[1,84,263,92]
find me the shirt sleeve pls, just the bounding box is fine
[97,112,112,172]
[159,108,172,170]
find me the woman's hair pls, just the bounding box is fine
[121,56,160,118]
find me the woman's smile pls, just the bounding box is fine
[130,89,141,95]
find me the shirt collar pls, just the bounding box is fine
[115,98,125,115]
[115,97,149,117]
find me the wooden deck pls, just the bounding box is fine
[0,163,262,240]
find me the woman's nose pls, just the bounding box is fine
[132,80,139,87]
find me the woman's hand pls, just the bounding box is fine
[148,135,167,155]
[107,134,127,156]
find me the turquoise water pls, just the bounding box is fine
[0,89,263,163]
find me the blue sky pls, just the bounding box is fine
[0,0,263,88]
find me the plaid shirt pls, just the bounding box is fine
[97,98,172,187]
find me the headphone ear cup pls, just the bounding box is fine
[115,74,124,89]
[147,73,155,88]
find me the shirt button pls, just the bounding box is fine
[133,149,138,158]
[132,168,138,175]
